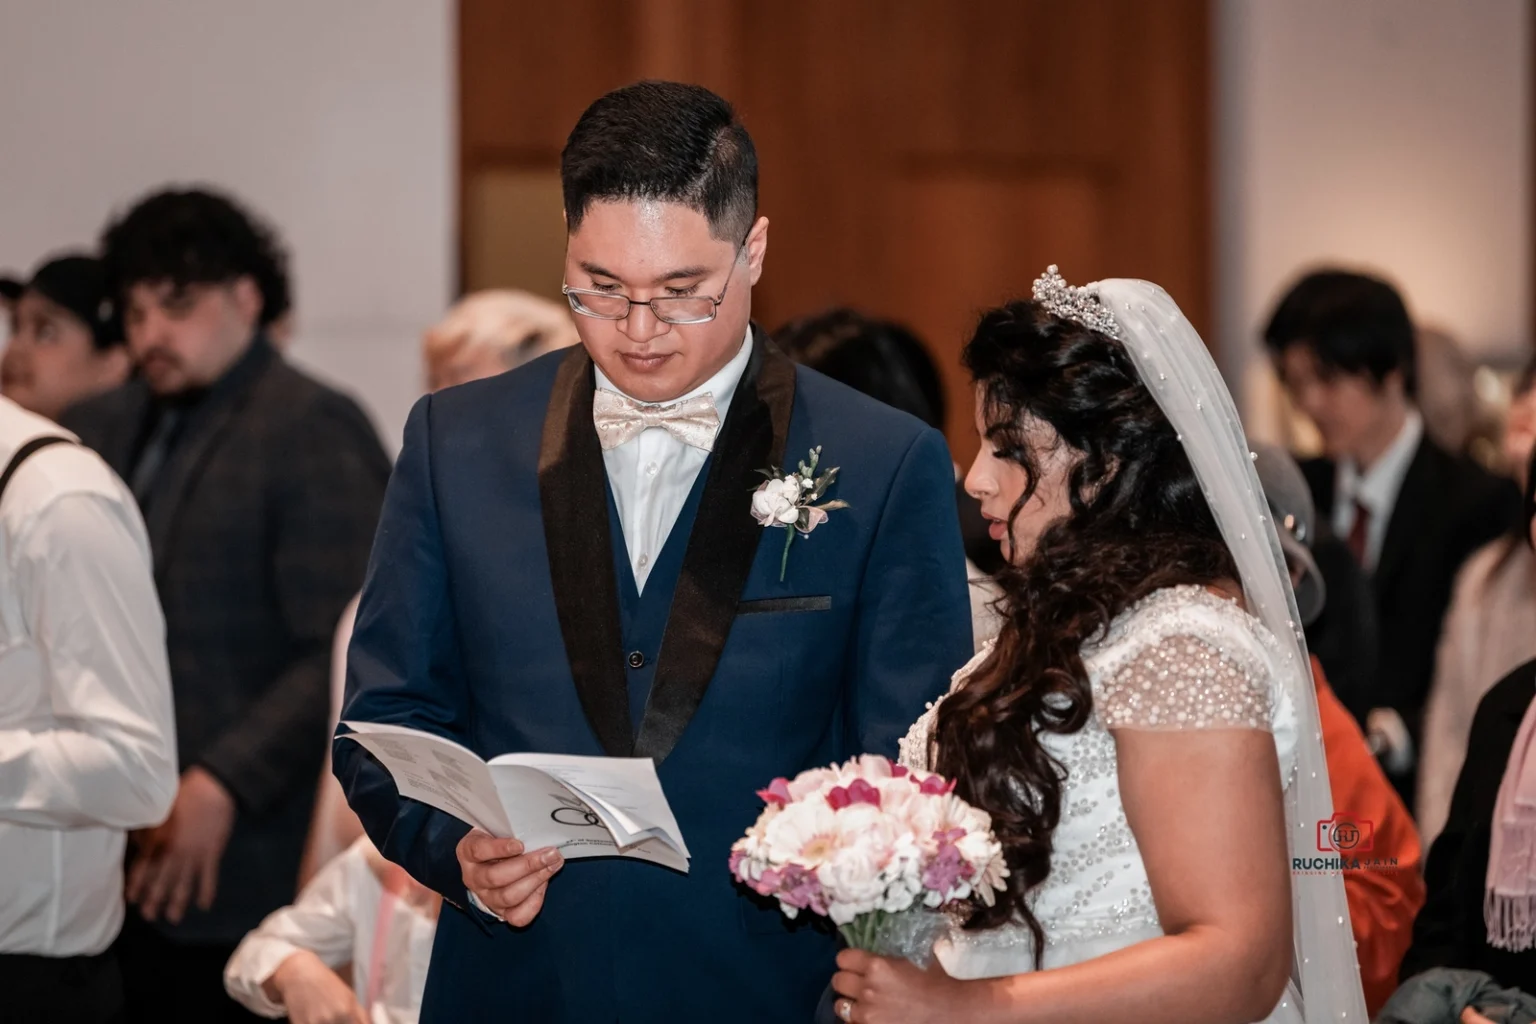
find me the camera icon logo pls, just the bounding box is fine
[1316,812,1374,854]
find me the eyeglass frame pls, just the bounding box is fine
[561,246,745,326]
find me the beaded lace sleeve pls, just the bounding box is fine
[898,642,994,772]
[1094,631,1274,732]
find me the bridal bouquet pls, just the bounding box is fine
[730,755,1007,964]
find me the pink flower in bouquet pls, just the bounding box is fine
[826,778,882,811]
[917,773,955,796]
[759,863,828,916]
[920,829,976,905]
[756,777,793,807]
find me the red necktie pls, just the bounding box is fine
[1347,500,1372,568]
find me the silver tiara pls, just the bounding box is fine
[1031,265,1121,340]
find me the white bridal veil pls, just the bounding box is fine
[1078,273,1369,1024]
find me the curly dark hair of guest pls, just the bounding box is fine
[101,187,292,327]
[932,300,1238,962]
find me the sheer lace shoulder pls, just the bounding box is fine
[899,641,993,772]
[899,586,1289,769]
[1086,585,1278,732]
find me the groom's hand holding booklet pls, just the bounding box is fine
[339,721,690,872]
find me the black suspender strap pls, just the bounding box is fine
[0,436,75,503]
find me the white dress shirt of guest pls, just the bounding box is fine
[225,837,439,1024]
[1331,409,1424,574]
[0,396,177,956]
[594,328,750,591]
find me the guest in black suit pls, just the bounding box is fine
[1399,449,1536,993]
[61,189,390,1022]
[1264,269,1519,807]
[1306,518,1382,729]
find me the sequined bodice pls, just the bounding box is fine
[900,585,1299,977]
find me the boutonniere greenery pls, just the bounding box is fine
[752,446,849,582]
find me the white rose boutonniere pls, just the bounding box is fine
[752,446,849,581]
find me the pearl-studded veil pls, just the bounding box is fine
[1035,268,1367,1023]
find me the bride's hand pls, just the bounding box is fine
[831,949,974,1024]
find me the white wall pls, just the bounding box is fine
[0,0,455,453]
[1216,0,1531,440]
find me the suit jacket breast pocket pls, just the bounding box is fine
[736,596,832,616]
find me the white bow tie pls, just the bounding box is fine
[592,389,721,452]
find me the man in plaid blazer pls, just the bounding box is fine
[61,188,390,1022]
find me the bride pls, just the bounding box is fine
[830,269,1367,1024]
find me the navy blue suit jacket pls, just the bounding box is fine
[334,331,972,1021]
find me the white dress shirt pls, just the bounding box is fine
[225,838,438,1024]
[0,397,177,956]
[1331,410,1423,572]
[594,331,752,591]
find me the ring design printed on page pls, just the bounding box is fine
[835,997,854,1022]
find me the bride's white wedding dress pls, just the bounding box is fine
[905,267,1365,1022]
[900,584,1305,1022]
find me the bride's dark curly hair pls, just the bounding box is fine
[933,299,1238,963]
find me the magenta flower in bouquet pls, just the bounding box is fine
[729,755,1007,964]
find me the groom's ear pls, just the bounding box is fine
[745,216,769,286]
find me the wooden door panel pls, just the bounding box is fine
[881,172,1108,460]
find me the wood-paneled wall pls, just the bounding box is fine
[460,0,1211,459]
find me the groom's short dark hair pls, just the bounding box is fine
[561,81,757,243]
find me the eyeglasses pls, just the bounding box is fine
[562,257,739,325]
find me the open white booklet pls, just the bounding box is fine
[339,721,690,872]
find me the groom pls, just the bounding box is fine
[334,80,972,1021]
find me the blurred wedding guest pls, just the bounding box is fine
[1304,525,1381,728]
[1418,358,1536,847]
[0,255,131,421]
[299,291,581,885]
[1399,446,1536,995]
[225,837,439,1024]
[1265,269,1520,806]
[1415,327,1482,457]
[1254,444,1424,1015]
[423,288,581,391]
[0,394,177,1022]
[266,311,295,352]
[61,187,391,1022]
[775,308,1002,649]
[298,598,365,887]
[1285,452,1381,729]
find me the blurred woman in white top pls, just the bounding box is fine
[225,837,439,1024]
